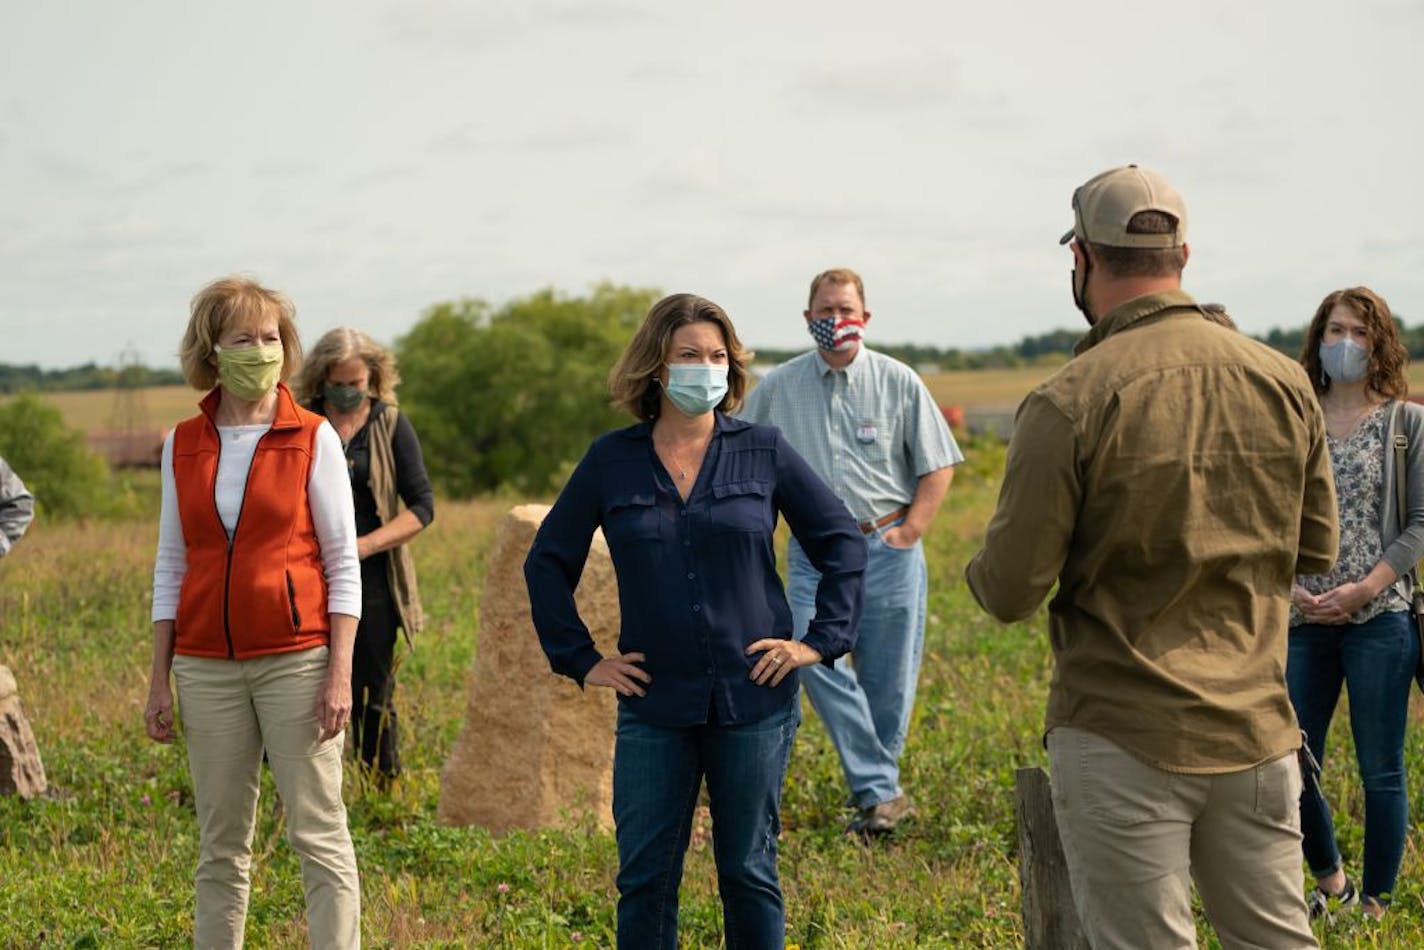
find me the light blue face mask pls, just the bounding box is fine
[663,363,729,416]
[1319,338,1369,384]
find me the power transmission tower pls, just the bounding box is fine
[110,344,150,437]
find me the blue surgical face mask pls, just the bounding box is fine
[1319,338,1369,385]
[663,363,729,416]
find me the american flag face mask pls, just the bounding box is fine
[807,314,864,352]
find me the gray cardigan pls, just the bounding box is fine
[1381,400,1424,595]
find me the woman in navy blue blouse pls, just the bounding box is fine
[525,293,867,949]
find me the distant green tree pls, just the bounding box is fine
[1395,316,1424,364]
[1016,329,1082,360]
[397,283,660,496]
[0,361,183,393]
[1259,326,1307,358]
[0,395,114,518]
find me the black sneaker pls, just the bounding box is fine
[1307,877,1359,920]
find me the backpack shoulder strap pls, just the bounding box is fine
[1390,401,1419,593]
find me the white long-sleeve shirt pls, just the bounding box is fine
[151,420,362,622]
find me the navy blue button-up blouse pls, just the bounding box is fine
[524,413,867,727]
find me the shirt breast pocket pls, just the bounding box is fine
[603,493,662,545]
[854,416,893,464]
[710,480,771,534]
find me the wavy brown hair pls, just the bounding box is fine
[180,276,303,390]
[1299,286,1408,399]
[608,294,752,421]
[291,327,401,405]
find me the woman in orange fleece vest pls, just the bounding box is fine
[143,276,363,949]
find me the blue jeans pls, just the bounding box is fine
[789,529,927,808]
[1287,610,1418,903]
[612,702,799,950]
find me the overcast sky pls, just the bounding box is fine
[3,0,1421,369]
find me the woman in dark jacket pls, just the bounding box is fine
[295,327,434,785]
[524,293,866,950]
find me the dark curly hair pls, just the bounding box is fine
[1299,286,1408,399]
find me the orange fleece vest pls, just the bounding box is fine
[172,383,332,659]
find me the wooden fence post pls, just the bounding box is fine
[1015,766,1088,949]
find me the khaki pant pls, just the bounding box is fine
[1047,726,1316,950]
[174,648,360,949]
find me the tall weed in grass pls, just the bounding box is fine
[2,441,1423,947]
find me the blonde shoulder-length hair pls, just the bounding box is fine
[608,293,752,421]
[180,276,303,390]
[292,327,402,405]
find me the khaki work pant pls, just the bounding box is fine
[1047,726,1316,950]
[174,647,360,949]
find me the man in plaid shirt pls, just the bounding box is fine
[741,268,961,836]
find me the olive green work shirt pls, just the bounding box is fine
[966,289,1338,773]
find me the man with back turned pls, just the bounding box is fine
[966,165,1336,948]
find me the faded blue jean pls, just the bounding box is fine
[612,702,799,950]
[1287,609,1418,904]
[788,529,927,808]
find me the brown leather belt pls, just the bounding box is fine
[858,506,909,535]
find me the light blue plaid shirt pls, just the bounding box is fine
[740,348,962,524]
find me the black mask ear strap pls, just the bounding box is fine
[1071,240,1094,326]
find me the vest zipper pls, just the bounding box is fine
[213,424,274,659]
[285,571,302,630]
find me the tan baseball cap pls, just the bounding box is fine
[1058,164,1187,249]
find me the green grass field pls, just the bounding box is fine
[2,439,1422,947]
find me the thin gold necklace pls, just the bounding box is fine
[663,443,693,481]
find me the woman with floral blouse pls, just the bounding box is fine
[1289,286,1424,921]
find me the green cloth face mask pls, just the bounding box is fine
[215,343,284,401]
[324,382,368,413]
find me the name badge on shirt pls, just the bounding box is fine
[856,422,877,444]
